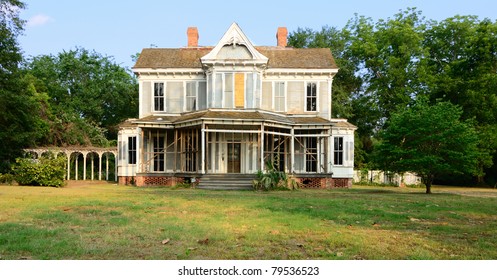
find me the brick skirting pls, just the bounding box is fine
[296,177,352,189]
[119,174,350,189]
[134,176,184,187]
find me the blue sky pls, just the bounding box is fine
[19,0,497,69]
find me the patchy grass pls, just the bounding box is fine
[0,182,496,260]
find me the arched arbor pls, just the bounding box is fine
[23,147,118,181]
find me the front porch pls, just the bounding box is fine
[118,110,354,188]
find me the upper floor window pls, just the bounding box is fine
[334,137,343,165]
[154,82,165,111]
[274,82,285,112]
[128,136,137,164]
[186,82,197,111]
[306,82,317,112]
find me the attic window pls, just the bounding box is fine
[217,44,252,59]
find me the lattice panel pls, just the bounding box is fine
[141,176,183,186]
[298,177,323,189]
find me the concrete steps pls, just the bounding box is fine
[197,174,255,190]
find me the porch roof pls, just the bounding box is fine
[131,110,355,128]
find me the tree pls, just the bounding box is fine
[423,16,497,184]
[24,48,139,146]
[373,98,481,194]
[0,0,48,171]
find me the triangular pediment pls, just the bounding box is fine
[201,23,268,64]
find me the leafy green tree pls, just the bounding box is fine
[25,48,138,146]
[373,98,481,193]
[347,8,428,122]
[0,0,48,171]
[423,16,497,184]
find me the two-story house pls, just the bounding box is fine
[118,23,356,188]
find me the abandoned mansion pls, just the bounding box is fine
[117,23,356,188]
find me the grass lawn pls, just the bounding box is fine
[0,181,496,260]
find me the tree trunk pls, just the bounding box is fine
[425,181,432,194]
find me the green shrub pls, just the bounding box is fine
[12,157,66,187]
[253,161,300,191]
[0,173,15,185]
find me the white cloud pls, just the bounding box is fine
[27,14,54,27]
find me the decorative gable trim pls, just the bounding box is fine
[201,23,268,66]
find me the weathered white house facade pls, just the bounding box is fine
[118,23,356,188]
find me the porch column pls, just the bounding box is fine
[106,155,109,181]
[82,152,88,180]
[260,123,264,170]
[201,123,206,174]
[291,128,295,173]
[91,153,94,180]
[114,152,117,181]
[67,154,71,180]
[98,152,103,180]
[328,129,333,173]
[75,155,79,180]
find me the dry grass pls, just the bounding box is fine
[0,182,496,260]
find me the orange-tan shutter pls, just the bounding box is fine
[235,73,245,108]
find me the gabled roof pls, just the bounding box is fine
[201,23,268,64]
[133,47,337,70]
[133,23,338,71]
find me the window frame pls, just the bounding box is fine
[305,82,317,112]
[273,81,286,112]
[128,136,137,164]
[153,82,165,112]
[185,81,197,111]
[334,136,344,166]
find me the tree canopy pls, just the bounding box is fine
[373,98,480,193]
[288,8,497,186]
[24,48,138,146]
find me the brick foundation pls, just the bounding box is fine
[296,177,352,189]
[119,176,136,186]
[134,175,184,187]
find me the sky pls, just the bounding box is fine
[18,0,497,69]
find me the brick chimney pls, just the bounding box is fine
[187,27,199,47]
[276,27,288,47]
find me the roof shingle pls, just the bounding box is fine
[133,47,337,70]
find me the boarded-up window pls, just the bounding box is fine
[261,82,272,110]
[274,82,285,112]
[167,82,183,113]
[224,73,234,108]
[246,73,254,108]
[142,82,151,116]
[319,81,329,116]
[287,82,304,114]
[214,74,223,108]
[235,73,244,108]
[198,81,207,110]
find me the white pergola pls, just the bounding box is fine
[24,147,118,181]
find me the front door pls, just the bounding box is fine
[227,143,241,173]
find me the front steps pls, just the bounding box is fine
[197,174,255,190]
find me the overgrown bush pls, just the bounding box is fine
[253,161,300,191]
[0,173,15,185]
[12,157,66,187]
